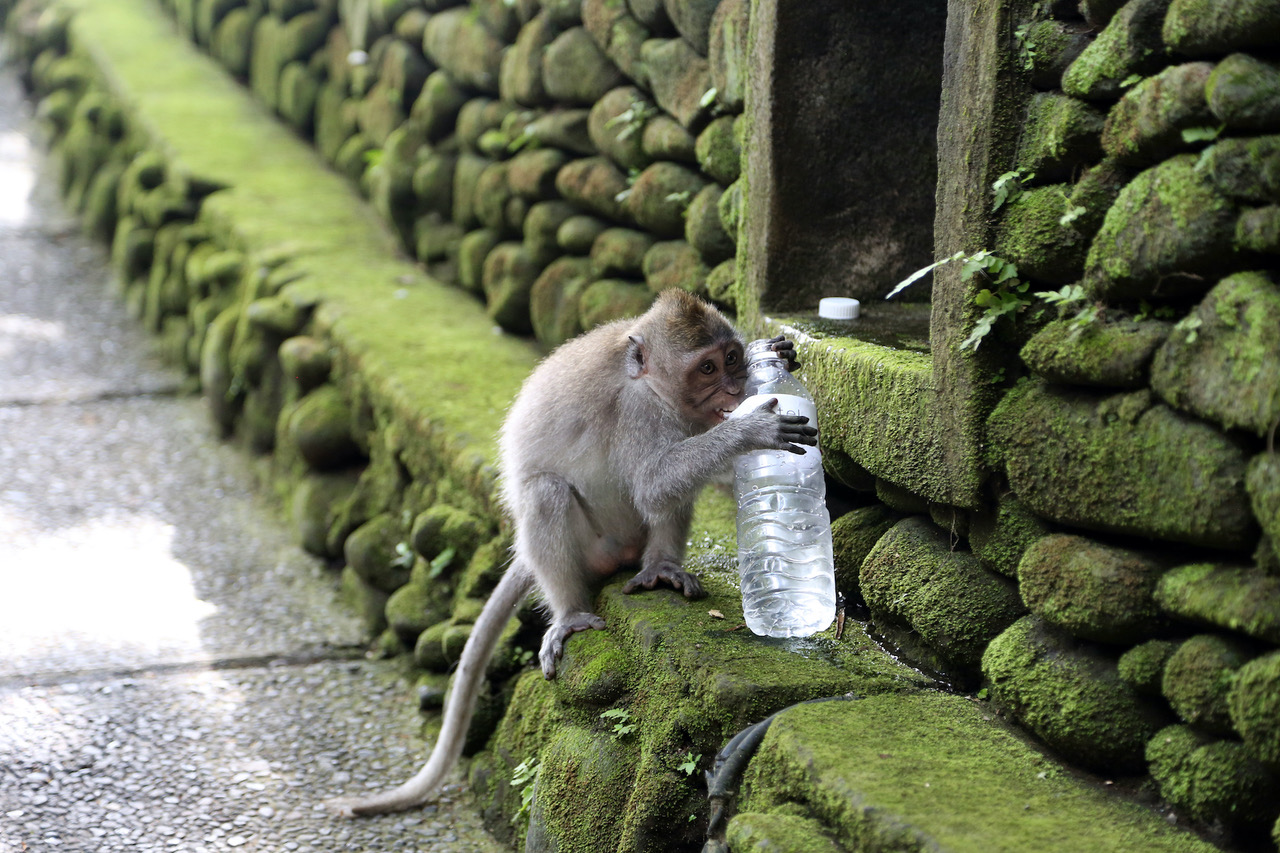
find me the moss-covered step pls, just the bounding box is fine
[56,0,542,480]
[734,692,1218,853]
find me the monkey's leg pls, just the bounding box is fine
[521,474,607,679]
[621,502,706,599]
[325,564,534,817]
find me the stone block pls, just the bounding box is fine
[1163,0,1280,56]
[861,517,1024,678]
[983,616,1170,773]
[1018,534,1167,644]
[641,240,708,295]
[508,148,570,200]
[523,200,578,265]
[1229,650,1280,768]
[694,114,739,186]
[543,27,625,106]
[578,278,653,329]
[1208,53,1280,132]
[590,227,653,277]
[581,0,650,86]
[1156,563,1280,644]
[588,86,656,171]
[557,213,609,254]
[410,70,472,143]
[1237,205,1280,254]
[423,8,504,94]
[1150,271,1280,437]
[1021,315,1171,389]
[1146,725,1280,830]
[1118,639,1178,696]
[1101,62,1214,167]
[1084,154,1239,301]
[1016,94,1105,181]
[683,183,732,264]
[525,108,596,155]
[640,114,696,164]
[458,227,502,295]
[704,257,735,306]
[500,10,560,106]
[1062,0,1173,102]
[1248,453,1280,567]
[830,505,899,596]
[286,385,362,472]
[530,256,593,346]
[344,512,411,593]
[482,242,543,334]
[412,151,456,215]
[555,156,631,223]
[995,184,1093,285]
[624,161,705,237]
[639,37,712,129]
[1162,634,1255,737]
[1202,135,1280,205]
[987,382,1256,550]
[1021,19,1093,91]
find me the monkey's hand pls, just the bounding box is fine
[763,335,801,372]
[540,611,606,679]
[739,398,818,455]
[622,560,706,599]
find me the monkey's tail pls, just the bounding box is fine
[325,563,535,818]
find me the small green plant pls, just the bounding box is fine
[677,752,702,776]
[391,541,415,571]
[605,98,659,141]
[614,168,642,204]
[992,168,1034,211]
[600,708,637,739]
[1058,190,1087,227]
[426,546,456,579]
[1182,125,1224,144]
[699,87,718,109]
[1014,23,1037,71]
[1120,73,1144,88]
[510,759,540,825]
[1174,314,1203,344]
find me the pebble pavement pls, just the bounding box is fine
[0,64,506,853]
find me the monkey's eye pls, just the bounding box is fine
[725,351,739,367]
[699,361,716,375]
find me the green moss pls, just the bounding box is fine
[1159,559,1278,638]
[1229,650,1280,767]
[1100,62,1214,167]
[1118,639,1178,696]
[1164,634,1255,737]
[861,517,1025,679]
[995,183,1092,285]
[532,727,635,852]
[725,811,845,853]
[1150,271,1280,437]
[740,692,1215,852]
[1015,93,1104,180]
[982,616,1171,774]
[1021,314,1171,389]
[830,505,899,596]
[1163,0,1280,56]
[1062,0,1171,102]
[987,381,1256,550]
[967,494,1051,579]
[1018,534,1167,643]
[1146,725,1280,829]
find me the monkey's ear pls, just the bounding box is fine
[626,334,647,378]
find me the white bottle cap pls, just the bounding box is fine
[819,297,860,320]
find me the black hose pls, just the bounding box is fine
[701,693,859,851]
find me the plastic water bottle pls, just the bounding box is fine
[730,340,836,637]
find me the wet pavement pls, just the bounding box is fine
[0,65,505,853]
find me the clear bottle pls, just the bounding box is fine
[730,341,836,638]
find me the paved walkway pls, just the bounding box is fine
[0,66,504,853]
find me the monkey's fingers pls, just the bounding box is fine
[539,612,606,679]
[766,335,801,372]
[623,563,707,599]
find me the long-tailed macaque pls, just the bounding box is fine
[327,290,815,817]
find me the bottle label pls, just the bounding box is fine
[731,393,820,459]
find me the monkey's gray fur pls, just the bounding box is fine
[327,291,814,817]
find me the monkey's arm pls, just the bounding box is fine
[620,501,704,599]
[627,400,816,519]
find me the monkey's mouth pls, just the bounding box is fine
[716,408,733,422]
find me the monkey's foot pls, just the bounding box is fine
[540,612,606,679]
[622,563,706,599]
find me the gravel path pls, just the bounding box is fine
[0,63,506,853]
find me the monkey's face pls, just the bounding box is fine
[681,341,748,428]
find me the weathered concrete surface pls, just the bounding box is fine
[0,68,503,853]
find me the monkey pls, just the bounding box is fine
[326,289,816,817]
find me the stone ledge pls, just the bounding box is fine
[736,692,1219,853]
[58,0,542,485]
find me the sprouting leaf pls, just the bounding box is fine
[1182,125,1224,144]
[1120,73,1143,88]
[699,87,718,108]
[992,170,1033,211]
[885,251,963,299]
[427,546,456,579]
[391,542,415,570]
[1174,314,1203,344]
[678,752,701,776]
[1059,203,1086,226]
